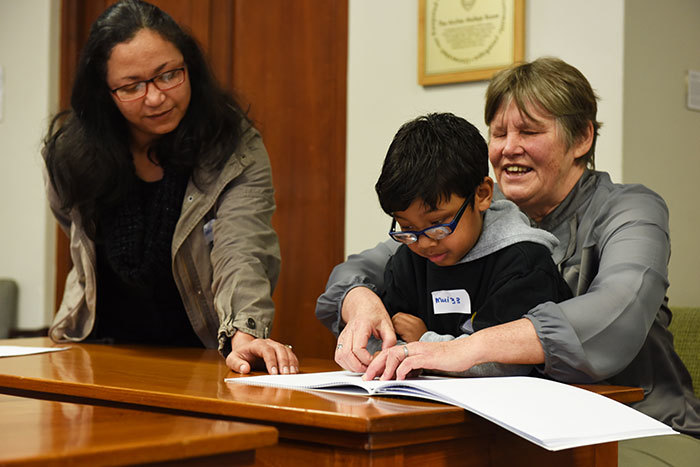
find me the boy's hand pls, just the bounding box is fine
[391,313,427,342]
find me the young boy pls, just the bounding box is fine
[375,113,572,375]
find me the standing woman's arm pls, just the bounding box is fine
[316,241,400,372]
[204,129,296,374]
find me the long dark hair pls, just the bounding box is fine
[44,0,249,239]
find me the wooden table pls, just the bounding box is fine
[0,338,643,466]
[0,392,276,466]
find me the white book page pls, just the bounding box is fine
[404,376,677,450]
[227,370,402,393]
[226,371,678,451]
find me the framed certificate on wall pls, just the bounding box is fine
[418,0,525,86]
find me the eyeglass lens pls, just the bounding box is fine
[390,225,453,244]
[114,68,185,101]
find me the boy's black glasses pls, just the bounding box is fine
[111,67,187,102]
[388,197,471,245]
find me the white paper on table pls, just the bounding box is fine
[0,345,70,358]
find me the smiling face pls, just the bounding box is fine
[393,180,493,266]
[106,28,191,148]
[488,100,592,222]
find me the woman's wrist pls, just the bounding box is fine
[230,329,255,350]
[341,286,383,323]
[454,334,486,370]
[462,319,545,368]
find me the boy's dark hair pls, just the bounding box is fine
[375,112,488,215]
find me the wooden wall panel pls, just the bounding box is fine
[148,0,212,51]
[230,1,347,358]
[56,0,346,359]
[207,0,234,87]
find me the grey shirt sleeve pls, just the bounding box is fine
[525,188,670,383]
[315,240,398,336]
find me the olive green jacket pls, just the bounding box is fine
[47,128,280,355]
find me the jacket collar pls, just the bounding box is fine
[536,169,599,231]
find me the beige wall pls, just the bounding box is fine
[623,0,700,306]
[346,0,625,257]
[0,0,59,329]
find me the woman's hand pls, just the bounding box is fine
[334,287,397,373]
[391,313,427,343]
[363,318,545,381]
[225,331,298,375]
[363,340,466,381]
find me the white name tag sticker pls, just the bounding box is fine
[431,289,471,315]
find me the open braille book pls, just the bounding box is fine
[226,371,677,451]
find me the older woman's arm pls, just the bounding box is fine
[204,130,297,374]
[526,185,670,383]
[315,240,398,335]
[364,318,544,380]
[315,240,399,372]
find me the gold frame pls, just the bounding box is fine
[418,0,525,86]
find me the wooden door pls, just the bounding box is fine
[57,0,346,358]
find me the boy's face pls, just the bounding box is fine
[392,178,493,266]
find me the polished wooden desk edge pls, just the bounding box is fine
[0,338,472,434]
[0,376,471,436]
[574,384,644,404]
[0,339,628,466]
[0,338,645,434]
[0,392,278,466]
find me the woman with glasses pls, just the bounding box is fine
[43,0,297,375]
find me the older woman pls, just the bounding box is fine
[316,58,700,447]
[44,0,297,375]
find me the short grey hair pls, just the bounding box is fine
[484,57,601,168]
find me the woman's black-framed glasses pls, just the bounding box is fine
[388,197,471,245]
[110,67,187,102]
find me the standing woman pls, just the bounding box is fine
[44,0,297,375]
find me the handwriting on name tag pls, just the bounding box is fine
[431,289,471,315]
